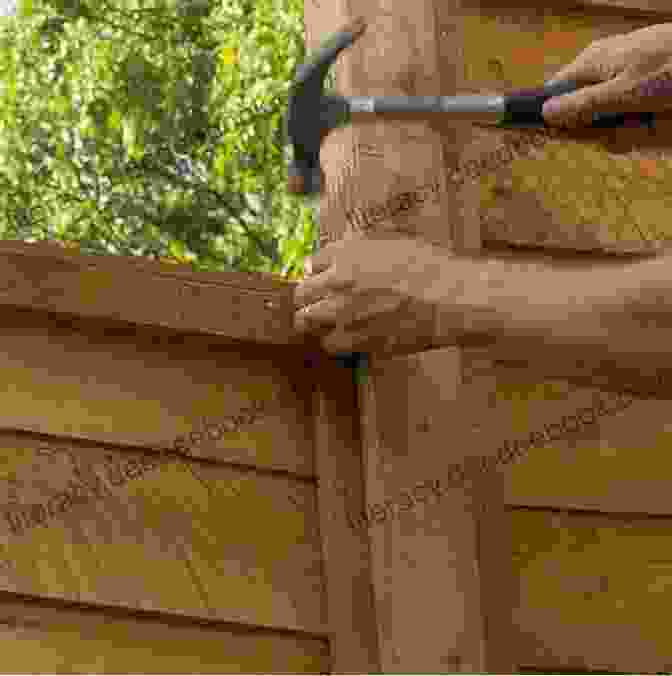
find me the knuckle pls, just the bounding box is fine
[586,38,605,52]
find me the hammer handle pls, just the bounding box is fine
[502,80,655,128]
[346,80,655,129]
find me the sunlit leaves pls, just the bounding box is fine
[106,108,122,132]
[0,0,314,275]
[218,46,237,67]
[19,0,35,17]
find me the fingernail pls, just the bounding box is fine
[542,98,564,121]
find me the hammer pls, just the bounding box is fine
[286,18,656,377]
[284,16,656,196]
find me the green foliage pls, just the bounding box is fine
[0,0,317,276]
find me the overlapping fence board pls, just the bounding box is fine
[457,356,672,671]
[0,308,314,477]
[0,431,326,633]
[511,508,672,674]
[0,597,330,674]
[0,241,376,672]
[455,357,672,515]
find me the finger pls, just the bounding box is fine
[348,293,407,324]
[295,290,390,329]
[546,41,615,90]
[305,240,346,277]
[295,294,352,328]
[542,73,642,127]
[304,256,313,277]
[320,312,415,356]
[320,299,413,354]
[321,327,373,354]
[321,323,393,355]
[293,269,355,308]
[294,300,335,333]
[294,311,333,335]
[303,254,329,278]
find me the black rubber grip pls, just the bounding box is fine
[503,80,656,129]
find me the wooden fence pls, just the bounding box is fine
[2,0,672,670]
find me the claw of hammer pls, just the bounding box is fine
[285,17,368,196]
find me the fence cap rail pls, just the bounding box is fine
[0,240,313,347]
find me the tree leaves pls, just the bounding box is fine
[0,0,313,275]
[218,46,237,68]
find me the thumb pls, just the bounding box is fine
[542,74,635,127]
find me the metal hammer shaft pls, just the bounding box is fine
[285,15,656,196]
[335,82,656,128]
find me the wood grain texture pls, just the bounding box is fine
[311,358,381,673]
[305,0,518,670]
[358,350,516,673]
[0,308,314,476]
[0,595,330,674]
[511,508,672,674]
[0,241,302,345]
[447,5,672,673]
[501,369,672,515]
[449,356,672,516]
[0,431,326,634]
[458,1,672,255]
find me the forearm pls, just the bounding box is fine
[424,248,672,396]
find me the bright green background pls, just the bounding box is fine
[0,0,317,278]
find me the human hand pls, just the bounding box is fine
[293,234,447,354]
[542,23,672,128]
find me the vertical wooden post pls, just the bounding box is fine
[312,357,381,673]
[303,0,517,672]
[356,350,515,672]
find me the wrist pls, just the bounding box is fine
[426,252,616,345]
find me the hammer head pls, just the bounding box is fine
[285,17,367,196]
